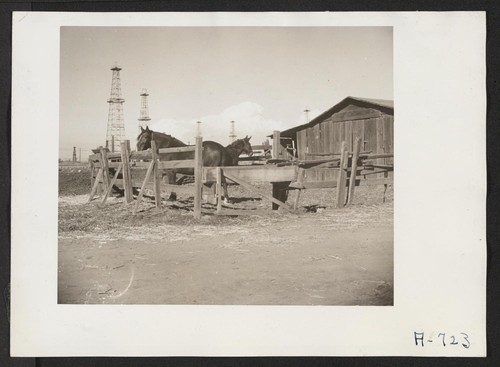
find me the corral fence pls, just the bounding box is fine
[88,134,393,218]
[89,137,203,218]
[282,136,394,209]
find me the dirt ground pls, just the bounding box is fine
[58,168,393,305]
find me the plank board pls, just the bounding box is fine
[352,119,364,143]
[297,130,307,160]
[272,130,281,159]
[302,167,338,183]
[383,115,394,165]
[317,123,324,155]
[158,160,195,169]
[204,165,297,184]
[321,121,331,156]
[363,118,378,179]
[345,121,353,151]
[129,150,153,161]
[158,146,195,154]
[331,121,340,154]
[339,122,346,153]
[309,124,320,155]
[330,106,384,122]
[92,161,122,169]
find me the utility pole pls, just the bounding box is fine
[304,108,311,123]
[196,121,202,138]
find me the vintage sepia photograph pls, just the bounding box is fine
[58,26,394,305]
[11,11,486,357]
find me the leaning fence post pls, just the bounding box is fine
[89,158,95,191]
[120,140,133,203]
[193,136,203,219]
[346,137,361,207]
[99,146,110,194]
[335,141,348,208]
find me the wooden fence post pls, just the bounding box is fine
[120,140,133,203]
[133,158,155,215]
[272,130,280,159]
[335,141,348,208]
[193,136,203,219]
[151,140,162,209]
[98,164,123,208]
[99,147,110,194]
[293,168,306,210]
[346,137,361,206]
[88,168,103,202]
[216,167,223,215]
[89,158,95,192]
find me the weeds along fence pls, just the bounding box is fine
[88,137,203,219]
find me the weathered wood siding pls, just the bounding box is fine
[297,104,393,182]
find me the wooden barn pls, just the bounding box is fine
[271,96,393,182]
[275,96,393,159]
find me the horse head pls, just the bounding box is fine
[241,135,253,156]
[136,126,153,151]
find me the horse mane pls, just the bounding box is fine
[138,128,187,146]
[226,138,244,149]
[159,132,187,146]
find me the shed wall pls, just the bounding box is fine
[296,104,393,182]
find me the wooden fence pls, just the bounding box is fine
[88,137,203,219]
[88,136,392,218]
[289,137,393,208]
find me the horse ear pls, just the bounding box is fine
[146,126,150,131]
[140,126,145,132]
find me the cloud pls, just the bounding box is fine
[149,101,295,146]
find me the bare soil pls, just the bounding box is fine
[58,169,393,305]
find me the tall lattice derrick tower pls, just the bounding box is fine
[138,88,151,133]
[105,64,126,152]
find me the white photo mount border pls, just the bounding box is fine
[11,12,486,357]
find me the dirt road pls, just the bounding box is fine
[58,195,393,305]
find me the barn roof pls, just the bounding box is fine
[278,96,394,138]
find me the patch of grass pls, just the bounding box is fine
[59,169,91,196]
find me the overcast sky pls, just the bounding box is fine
[59,26,393,159]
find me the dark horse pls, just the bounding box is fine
[136,126,252,202]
